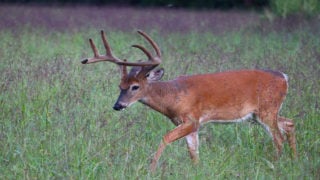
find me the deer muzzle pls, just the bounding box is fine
[113,102,126,111]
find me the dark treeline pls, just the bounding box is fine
[0,0,269,9]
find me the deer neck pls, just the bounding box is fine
[139,81,182,119]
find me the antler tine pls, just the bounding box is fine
[101,30,113,57]
[89,38,99,58]
[81,31,122,64]
[132,45,153,60]
[81,38,102,64]
[118,31,163,67]
[137,30,162,58]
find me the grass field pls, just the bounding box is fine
[0,5,319,179]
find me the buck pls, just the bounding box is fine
[81,30,297,172]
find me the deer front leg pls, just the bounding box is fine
[186,131,199,164]
[150,121,198,172]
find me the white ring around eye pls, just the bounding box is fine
[131,84,140,91]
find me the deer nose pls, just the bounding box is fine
[113,103,126,111]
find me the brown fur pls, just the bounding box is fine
[117,69,297,172]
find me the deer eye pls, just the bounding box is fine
[131,85,140,91]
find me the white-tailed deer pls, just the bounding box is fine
[81,30,297,172]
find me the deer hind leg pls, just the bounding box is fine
[185,131,200,164]
[257,112,284,158]
[278,116,297,158]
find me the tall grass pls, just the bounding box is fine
[0,10,319,179]
[270,0,320,17]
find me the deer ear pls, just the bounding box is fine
[146,68,164,82]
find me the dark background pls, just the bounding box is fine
[0,0,270,9]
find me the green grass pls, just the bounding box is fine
[0,26,319,179]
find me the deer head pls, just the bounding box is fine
[81,30,164,111]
